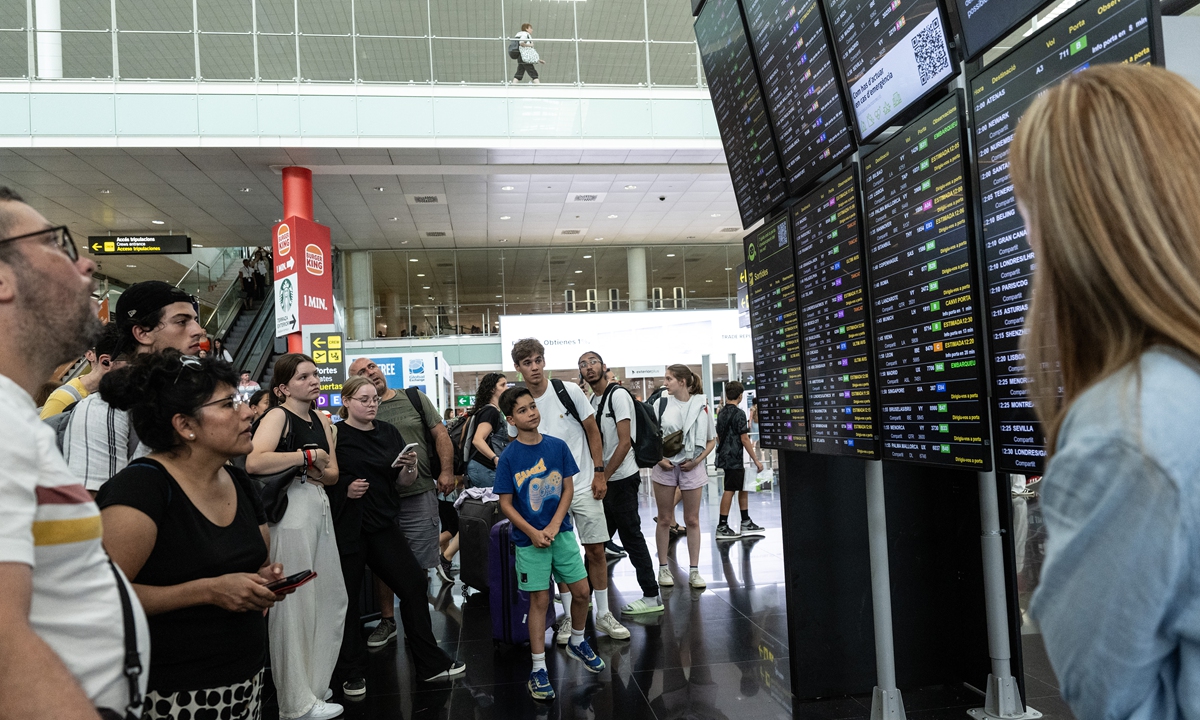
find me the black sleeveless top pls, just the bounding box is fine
[273,407,329,453]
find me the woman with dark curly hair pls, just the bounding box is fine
[466,372,510,489]
[96,351,292,720]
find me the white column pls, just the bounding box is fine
[627,246,647,312]
[35,0,62,79]
[346,251,374,340]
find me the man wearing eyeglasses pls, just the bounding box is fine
[63,279,204,494]
[0,187,151,719]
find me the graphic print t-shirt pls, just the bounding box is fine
[493,434,578,547]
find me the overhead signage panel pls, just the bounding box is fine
[87,235,191,255]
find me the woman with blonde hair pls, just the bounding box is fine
[651,364,715,589]
[1012,64,1200,720]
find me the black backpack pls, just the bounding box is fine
[445,411,474,476]
[596,384,664,469]
[508,37,520,59]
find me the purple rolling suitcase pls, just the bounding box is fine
[489,519,531,645]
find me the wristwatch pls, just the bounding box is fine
[594,466,605,473]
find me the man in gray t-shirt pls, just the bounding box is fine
[580,351,663,615]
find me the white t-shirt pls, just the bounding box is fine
[63,393,146,492]
[255,260,267,275]
[591,385,639,481]
[238,265,253,279]
[657,394,715,463]
[530,381,597,487]
[0,374,149,712]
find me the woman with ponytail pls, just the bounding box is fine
[246,353,346,720]
[329,376,464,697]
[651,364,715,589]
[96,351,291,720]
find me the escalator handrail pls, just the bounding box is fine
[231,291,277,382]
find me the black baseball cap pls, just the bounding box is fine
[114,281,197,329]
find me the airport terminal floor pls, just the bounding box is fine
[266,482,1073,720]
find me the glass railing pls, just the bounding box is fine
[203,281,245,341]
[366,298,737,340]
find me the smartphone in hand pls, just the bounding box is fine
[392,442,420,468]
[266,570,316,593]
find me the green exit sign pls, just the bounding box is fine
[456,394,472,407]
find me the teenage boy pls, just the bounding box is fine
[494,386,605,700]
[579,350,662,614]
[714,381,766,539]
[510,338,629,642]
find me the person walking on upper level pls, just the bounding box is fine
[513,23,546,85]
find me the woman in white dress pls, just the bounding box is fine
[247,353,347,720]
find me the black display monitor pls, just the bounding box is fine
[969,0,1160,474]
[695,0,788,228]
[794,168,879,458]
[745,213,808,451]
[949,0,1045,62]
[742,0,855,195]
[823,0,957,143]
[862,94,991,470]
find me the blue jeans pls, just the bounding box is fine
[466,458,496,488]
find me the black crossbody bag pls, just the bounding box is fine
[96,559,143,720]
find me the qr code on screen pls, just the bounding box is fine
[912,16,949,86]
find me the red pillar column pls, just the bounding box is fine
[281,167,312,353]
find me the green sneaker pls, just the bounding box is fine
[622,597,665,615]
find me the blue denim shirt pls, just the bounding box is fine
[1031,346,1200,720]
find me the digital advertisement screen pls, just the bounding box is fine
[951,0,1046,61]
[862,95,990,470]
[743,0,855,194]
[745,213,808,451]
[824,0,956,142]
[970,0,1156,474]
[696,0,788,227]
[794,168,879,458]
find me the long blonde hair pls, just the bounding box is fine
[1011,65,1200,451]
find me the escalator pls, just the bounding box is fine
[229,290,280,385]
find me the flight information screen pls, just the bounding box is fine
[970,0,1155,473]
[745,213,808,451]
[794,168,879,458]
[950,0,1044,61]
[824,0,956,142]
[743,0,854,194]
[862,95,990,470]
[696,0,788,227]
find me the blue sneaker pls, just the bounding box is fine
[565,639,605,673]
[528,668,555,700]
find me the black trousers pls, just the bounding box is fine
[336,524,452,681]
[602,473,659,598]
[514,62,539,80]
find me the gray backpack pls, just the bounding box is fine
[508,37,520,59]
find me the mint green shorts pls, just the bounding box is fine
[513,531,587,591]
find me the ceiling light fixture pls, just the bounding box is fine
[125,264,137,268]
[594,237,603,241]
[499,238,508,243]
[151,220,165,225]
[624,185,637,190]
[568,282,575,286]
[423,286,431,289]
[706,279,713,283]
[409,258,418,262]
[495,294,503,298]
[194,244,205,248]
[389,217,398,221]
[607,214,618,219]
[375,187,385,192]
[501,186,514,191]
[574,270,583,274]
[240,187,251,193]
[500,216,511,220]
[666,253,676,257]
[583,255,592,259]
[710,213,721,217]
[401,240,409,245]
[417,273,425,277]
[99,189,111,194]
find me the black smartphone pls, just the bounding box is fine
[266,569,315,593]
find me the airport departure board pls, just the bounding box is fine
[795,168,879,458]
[745,213,807,451]
[696,0,788,227]
[862,95,990,469]
[824,0,956,142]
[970,0,1156,473]
[951,0,1045,61]
[743,0,854,194]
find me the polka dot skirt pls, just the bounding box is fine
[142,669,263,720]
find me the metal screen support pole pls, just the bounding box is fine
[865,459,906,720]
[967,471,1041,719]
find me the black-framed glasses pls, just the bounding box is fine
[197,393,246,412]
[0,225,78,262]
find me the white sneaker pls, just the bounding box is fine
[298,700,343,720]
[595,611,631,640]
[555,615,573,645]
[689,569,707,588]
[658,567,674,587]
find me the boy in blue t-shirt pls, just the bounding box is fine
[494,386,605,700]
